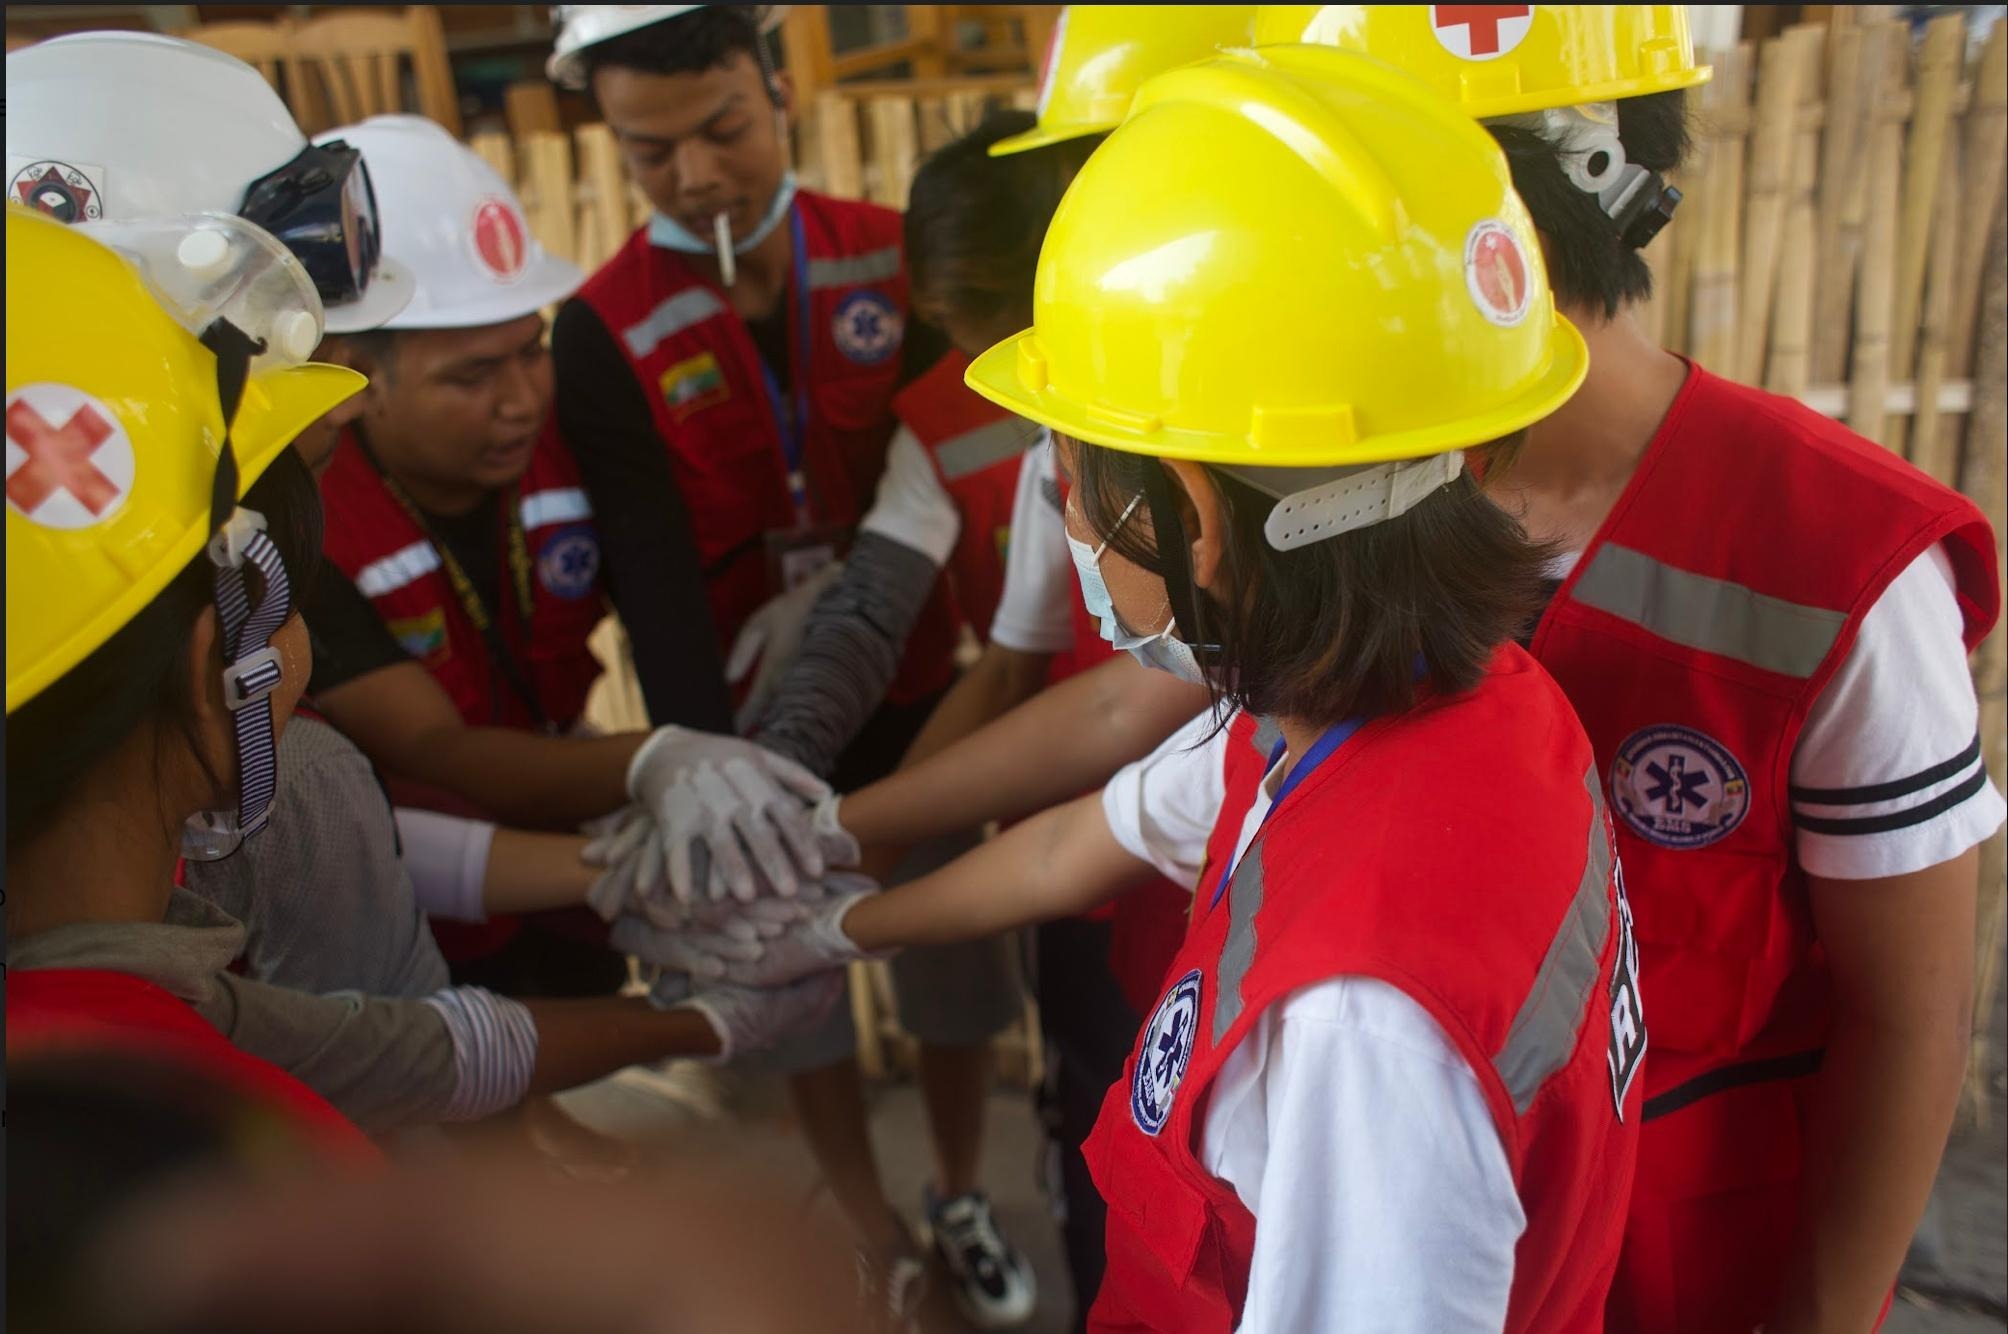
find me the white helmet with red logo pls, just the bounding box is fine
[320,116,583,330]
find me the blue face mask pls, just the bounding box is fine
[648,169,799,257]
[1065,493,1209,688]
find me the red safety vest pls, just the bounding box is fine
[891,348,1039,639]
[8,967,379,1161]
[1083,647,1644,1333]
[320,419,605,733]
[1529,365,1999,1334]
[573,192,958,703]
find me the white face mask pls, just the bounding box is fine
[1065,492,1209,688]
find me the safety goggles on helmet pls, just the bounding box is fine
[238,140,383,312]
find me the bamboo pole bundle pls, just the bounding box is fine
[1738,25,1820,384]
[1958,202,2007,1127]
[1938,25,2008,470]
[1658,159,1698,358]
[1689,42,1751,373]
[469,129,517,190]
[518,131,576,269]
[1847,25,1907,443]
[1910,140,1963,485]
[804,90,865,201]
[572,123,630,277]
[1811,21,1878,385]
[1884,13,1967,454]
[1766,28,1826,397]
[865,96,920,209]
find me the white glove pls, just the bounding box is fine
[665,971,847,1065]
[607,912,766,982]
[724,559,846,733]
[681,873,879,988]
[811,793,862,868]
[582,806,664,921]
[627,726,830,903]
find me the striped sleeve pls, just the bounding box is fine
[422,986,540,1121]
[1790,544,2005,879]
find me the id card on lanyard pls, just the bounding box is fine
[760,204,851,593]
[1210,716,1368,910]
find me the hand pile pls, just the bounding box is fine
[580,726,877,1061]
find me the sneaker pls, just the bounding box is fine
[855,1239,929,1334]
[922,1188,1037,1329]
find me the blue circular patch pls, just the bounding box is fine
[832,290,903,365]
[1610,724,1751,849]
[536,524,600,601]
[1131,969,1203,1136]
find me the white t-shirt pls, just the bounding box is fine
[1101,713,1522,1332]
[856,425,962,566]
[987,433,1076,655]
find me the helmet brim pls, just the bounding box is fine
[964,313,1590,470]
[323,255,418,335]
[376,254,585,331]
[987,120,1111,158]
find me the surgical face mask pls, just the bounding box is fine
[1065,494,1210,688]
[648,169,799,260]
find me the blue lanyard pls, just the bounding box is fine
[755,204,815,525]
[1209,715,1367,909]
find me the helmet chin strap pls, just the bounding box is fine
[182,320,292,862]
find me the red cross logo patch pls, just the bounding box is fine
[1429,5,1534,61]
[1464,219,1532,328]
[6,384,138,529]
[471,197,528,284]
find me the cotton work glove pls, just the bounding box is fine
[678,873,880,988]
[660,972,847,1065]
[626,726,830,903]
[724,559,845,734]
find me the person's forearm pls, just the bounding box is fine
[750,531,942,776]
[484,829,598,916]
[843,792,1151,951]
[523,997,721,1095]
[393,727,643,828]
[841,654,1208,849]
[899,643,1054,771]
[1768,1009,1969,1332]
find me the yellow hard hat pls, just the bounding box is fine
[989,5,1258,157]
[1251,5,1710,119]
[6,207,364,713]
[965,45,1587,471]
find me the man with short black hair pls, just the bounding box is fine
[546,7,1030,1326]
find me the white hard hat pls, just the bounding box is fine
[5,31,414,334]
[547,5,788,90]
[322,116,583,330]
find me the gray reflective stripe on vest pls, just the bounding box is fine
[1570,542,1847,679]
[807,247,901,290]
[935,418,1040,481]
[1494,765,1614,1115]
[621,288,726,360]
[1251,716,1283,758]
[1213,842,1266,1043]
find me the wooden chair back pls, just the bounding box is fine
[291,7,461,137]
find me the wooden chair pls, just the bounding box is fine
[781,5,1055,104]
[174,18,306,113]
[290,6,462,137]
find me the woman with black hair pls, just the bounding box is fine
[682,48,1644,1332]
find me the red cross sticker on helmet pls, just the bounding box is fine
[471,197,529,285]
[6,384,136,528]
[1430,5,1534,61]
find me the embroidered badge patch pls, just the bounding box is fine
[659,351,729,420]
[1610,724,1751,849]
[1132,969,1203,1136]
[388,607,448,662]
[832,290,903,366]
[6,383,136,528]
[8,157,105,223]
[537,524,601,601]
